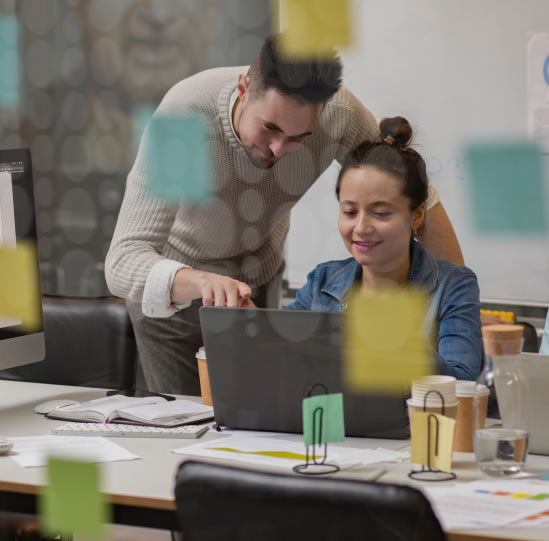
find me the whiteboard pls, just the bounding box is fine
[287,0,549,305]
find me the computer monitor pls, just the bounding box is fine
[0,148,45,369]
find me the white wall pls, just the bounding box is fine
[287,0,549,305]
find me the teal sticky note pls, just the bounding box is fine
[302,393,345,447]
[146,114,212,204]
[540,472,549,481]
[464,141,546,233]
[40,457,109,538]
[0,15,20,107]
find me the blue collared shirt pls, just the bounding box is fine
[286,241,482,380]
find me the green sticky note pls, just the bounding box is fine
[0,15,20,107]
[146,114,212,204]
[465,141,546,233]
[302,392,345,447]
[40,457,109,538]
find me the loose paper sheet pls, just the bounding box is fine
[9,435,139,468]
[174,435,409,470]
[426,480,549,531]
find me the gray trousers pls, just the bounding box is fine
[127,269,283,395]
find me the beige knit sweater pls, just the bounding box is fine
[105,66,382,303]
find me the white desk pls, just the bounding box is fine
[1,380,549,540]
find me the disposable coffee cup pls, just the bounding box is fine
[407,399,459,421]
[196,347,212,406]
[454,381,489,452]
[481,325,523,355]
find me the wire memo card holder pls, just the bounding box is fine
[293,383,344,476]
[408,390,456,482]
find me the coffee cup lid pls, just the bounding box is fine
[407,398,458,408]
[455,381,489,397]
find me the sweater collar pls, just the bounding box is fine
[218,81,248,156]
[321,241,439,303]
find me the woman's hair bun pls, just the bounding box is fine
[379,116,413,149]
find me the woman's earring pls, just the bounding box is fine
[413,229,418,240]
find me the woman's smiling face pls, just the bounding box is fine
[337,165,425,276]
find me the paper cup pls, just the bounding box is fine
[481,325,523,355]
[453,382,489,452]
[196,347,212,406]
[407,399,459,420]
[411,375,457,409]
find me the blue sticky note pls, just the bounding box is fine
[540,471,549,481]
[464,141,546,233]
[0,15,20,107]
[146,114,212,204]
[302,393,345,447]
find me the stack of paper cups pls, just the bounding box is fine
[407,375,458,420]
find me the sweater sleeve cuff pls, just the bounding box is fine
[426,183,441,210]
[142,259,192,318]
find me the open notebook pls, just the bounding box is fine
[45,395,214,427]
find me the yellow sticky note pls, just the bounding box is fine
[276,0,352,58]
[343,287,433,393]
[0,241,41,330]
[410,411,456,473]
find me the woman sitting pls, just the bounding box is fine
[287,117,482,381]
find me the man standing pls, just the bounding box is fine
[106,35,463,395]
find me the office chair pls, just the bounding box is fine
[516,321,539,353]
[0,295,137,389]
[174,460,446,541]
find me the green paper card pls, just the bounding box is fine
[302,392,345,447]
[40,457,109,538]
[465,141,546,233]
[146,114,212,204]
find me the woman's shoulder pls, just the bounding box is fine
[309,257,357,278]
[307,257,358,284]
[435,257,478,281]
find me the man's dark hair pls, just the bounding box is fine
[247,34,343,105]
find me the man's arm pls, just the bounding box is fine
[419,202,464,266]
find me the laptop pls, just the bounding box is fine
[199,307,409,439]
[499,353,549,456]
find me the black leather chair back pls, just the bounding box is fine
[0,295,136,389]
[175,460,446,541]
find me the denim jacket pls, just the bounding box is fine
[287,241,482,381]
